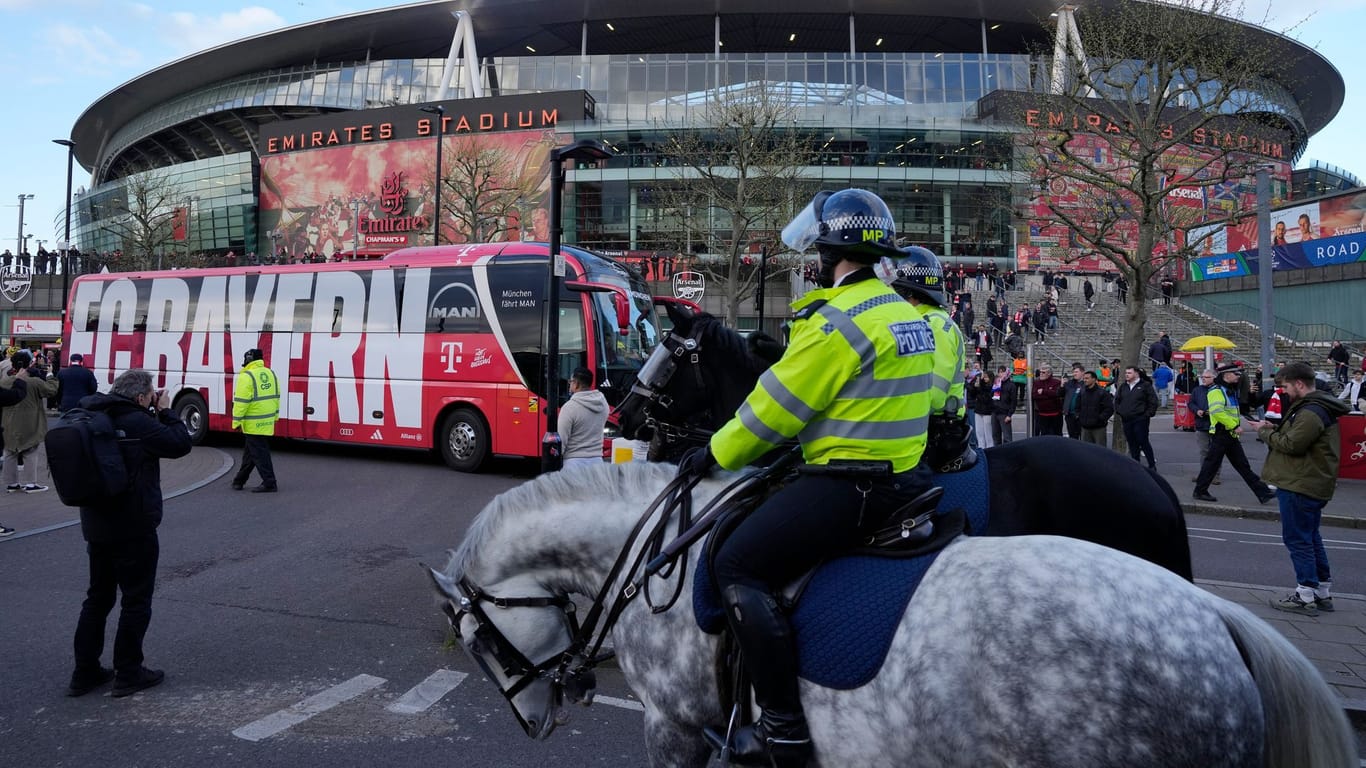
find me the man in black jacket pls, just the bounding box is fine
[1115,366,1160,470]
[1061,363,1086,439]
[1189,369,1222,485]
[1076,370,1115,445]
[68,369,192,698]
[57,353,99,413]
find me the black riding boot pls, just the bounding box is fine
[721,584,813,768]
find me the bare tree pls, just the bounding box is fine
[438,136,541,244]
[97,167,186,271]
[655,81,813,325]
[1013,0,1301,364]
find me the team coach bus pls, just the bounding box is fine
[61,242,669,471]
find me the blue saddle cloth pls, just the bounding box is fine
[693,450,989,690]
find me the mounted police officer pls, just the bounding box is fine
[885,246,974,471]
[677,189,938,767]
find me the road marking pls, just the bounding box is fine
[1190,526,1366,546]
[1189,534,1227,542]
[595,695,644,712]
[386,669,467,714]
[232,674,386,742]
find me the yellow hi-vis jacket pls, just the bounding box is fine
[1206,383,1241,434]
[232,359,280,435]
[710,272,935,473]
[917,303,966,418]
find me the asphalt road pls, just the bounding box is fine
[0,441,649,768]
[3,431,1360,768]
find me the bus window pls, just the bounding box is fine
[556,295,587,403]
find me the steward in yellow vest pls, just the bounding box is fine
[231,348,280,492]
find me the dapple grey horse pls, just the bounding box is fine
[429,462,1355,768]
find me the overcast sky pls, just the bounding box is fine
[1,0,1361,249]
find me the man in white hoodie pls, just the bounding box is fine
[558,367,609,474]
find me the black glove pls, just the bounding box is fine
[677,446,716,481]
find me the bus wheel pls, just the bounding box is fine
[175,392,209,445]
[439,408,488,472]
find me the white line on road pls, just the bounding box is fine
[1189,526,1366,546]
[386,669,467,714]
[595,695,645,712]
[1189,535,1227,542]
[232,674,387,742]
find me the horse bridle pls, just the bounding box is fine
[628,327,715,445]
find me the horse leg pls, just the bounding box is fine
[643,709,713,768]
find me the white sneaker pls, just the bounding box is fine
[22,484,48,494]
[5,484,19,493]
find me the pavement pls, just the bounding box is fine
[5,428,1366,725]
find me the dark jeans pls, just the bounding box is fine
[1122,417,1156,467]
[1064,414,1081,439]
[234,434,277,487]
[1034,413,1063,437]
[714,467,932,591]
[73,534,160,675]
[992,413,1013,445]
[1278,489,1331,588]
[1195,429,1269,497]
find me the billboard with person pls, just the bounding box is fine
[1188,188,1366,281]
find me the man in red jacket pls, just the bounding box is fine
[1031,365,1064,436]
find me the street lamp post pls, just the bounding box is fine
[16,193,34,258]
[53,139,76,321]
[419,105,446,246]
[182,196,199,267]
[541,139,614,473]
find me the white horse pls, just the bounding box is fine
[428,462,1356,768]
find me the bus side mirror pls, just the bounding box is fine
[614,294,631,335]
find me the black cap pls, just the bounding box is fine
[245,348,264,362]
[1215,363,1243,375]
[70,353,83,362]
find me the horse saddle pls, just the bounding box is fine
[692,450,990,690]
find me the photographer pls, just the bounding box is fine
[1,350,59,493]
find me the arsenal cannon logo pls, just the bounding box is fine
[1,264,32,303]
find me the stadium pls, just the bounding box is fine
[63,0,1344,326]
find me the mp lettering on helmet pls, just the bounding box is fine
[889,320,934,357]
[862,229,887,242]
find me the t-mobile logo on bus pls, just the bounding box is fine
[439,341,464,373]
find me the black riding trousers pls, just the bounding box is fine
[713,468,931,593]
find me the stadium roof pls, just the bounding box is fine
[68,0,1344,170]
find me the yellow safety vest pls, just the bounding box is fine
[711,274,935,473]
[917,303,966,418]
[1206,384,1240,434]
[233,359,280,435]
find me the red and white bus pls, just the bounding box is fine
[62,242,671,471]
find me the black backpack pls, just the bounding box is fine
[44,408,132,507]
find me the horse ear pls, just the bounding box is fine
[424,563,459,602]
[665,301,695,331]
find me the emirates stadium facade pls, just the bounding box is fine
[67,0,1343,271]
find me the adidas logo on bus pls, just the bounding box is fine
[370,429,384,440]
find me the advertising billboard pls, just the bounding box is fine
[1187,189,1366,281]
[257,92,592,259]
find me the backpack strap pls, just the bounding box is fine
[1301,403,1337,429]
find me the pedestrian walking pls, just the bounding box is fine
[1,350,59,494]
[1152,362,1174,408]
[1328,341,1350,386]
[1246,362,1350,615]
[230,348,280,493]
[1083,278,1095,310]
[1115,366,1159,470]
[1192,364,1274,504]
[0,371,30,536]
[1189,369,1222,485]
[67,369,193,698]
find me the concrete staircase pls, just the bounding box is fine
[955,277,1334,375]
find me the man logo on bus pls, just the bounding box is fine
[380,171,408,217]
[428,282,482,331]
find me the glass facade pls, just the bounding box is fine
[76,40,1306,268]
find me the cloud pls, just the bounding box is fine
[42,23,143,75]
[160,6,286,54]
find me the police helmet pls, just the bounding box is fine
[887,246,945,306]
[781,189,900,263]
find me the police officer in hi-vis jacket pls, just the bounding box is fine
[675,189,937,767]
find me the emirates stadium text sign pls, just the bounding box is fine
[259,91,594,156]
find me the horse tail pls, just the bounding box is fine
[1214,600,1357,768]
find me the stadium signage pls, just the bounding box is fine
[259,91,594,156]
[1021,107,1286,159]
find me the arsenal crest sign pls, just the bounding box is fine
[672,271,704,301]
[1,264,32,303]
